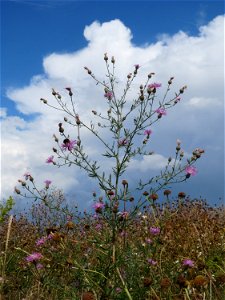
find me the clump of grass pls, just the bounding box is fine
[1,196,224,299]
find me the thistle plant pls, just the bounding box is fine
[37,54,204,208]
[13,54,207,299]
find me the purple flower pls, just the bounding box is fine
[104,91,113,100]
[118,138,128,147]
[185,166,197,176]
[145,238,152,244]
[144,129,152,137]
[44,180,52,188]
[95,223,103,231]
[147,258,157,265]
[150,227,160,235]
[182,259,195,268]
[46,155,54,164]
[25,252,43,262]
[148,83,161,89]
[116,287,122,293]
[36,237,46,246]
[156,107,167,116]
[93,202,105,213]
[24,172,32,180]
[36,263,44,269]
[134,64,140,69]
[61,139,77,151]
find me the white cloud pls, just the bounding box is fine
[129,154,168,172]
[1,16,224,204]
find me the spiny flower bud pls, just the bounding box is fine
[14,187,21,194]
[92,110,97,115]
[149,193,158,201]
[52,88,57,96]
[58,123,64,133]
[104,53,108,61]
[148,72,155,79]
[179,85,187,94]
[53,147,57,153]
[75,115,81,125]
[111,56,115,64]
[40,98,48,104]
[127,73,132,79]
[122,179,128,187]
[65,87,73,96]
[164,189,171,196]
[168,77,174,85]
[53,134,58,142]
[139,95,144,101]
[64,117,68,122]
[84,66,92,74]
[178,192,186,198]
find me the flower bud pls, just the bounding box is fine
[92,110,97,115]
[178,192,186,198]
[40,98,48,104]
[149,193,158,201]
[164,189,171,196]
[111,56,115,64]
[122,179,128,187]
[104,53,108,61]
[52,89,57,96]
[14,187,21,194]
[53,148,57,153]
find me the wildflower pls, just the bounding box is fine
[164,189,171,196]
[156,107,167,116]
[14,187,21,194]
[148,82,161,89]
[149,193,158,201]
[145,238,152,244]
[185,165,197,177]
[134,64,140,69]
[36,263,44,269]
[118,138,128,146]
[36,237,46,246]
[144,129,152,137]
[46,155,54,164]
[61,139,77,151]
[95,223,102,231]
[93,202,105,213]
[178,192,186,198]
[24,172,32,180]
[104,91,113,100]
[115,287,122,293]
[65,87,73,96]
[150,227,160,235]
[44,180,52,189]
[25,252,43,262]
[147,258,157,265]
[182,259,195,268]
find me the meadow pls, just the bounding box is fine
[0,194,225,300]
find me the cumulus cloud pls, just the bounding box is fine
[1,16,224,205]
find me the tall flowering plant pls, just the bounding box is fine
[15,54,204,215]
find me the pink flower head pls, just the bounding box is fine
[65,87,73,96]
[25,252,43,262]
[185,166,197,176]
[144,129,152,137]
[148,83,161,89]
[36,237,46,246]
[147,258,157,265]
[150,227,160,235]
[36,263,44,269]
[61,139,77,151]
[24,172,32,180]
[93,202,105,213]
[44,180,52,188]
[182,259,195,268]
[145,238,152,244]
[156,107,167,116]
[104,91,113,100]
[118,138,128,147]
[46,155,54,164]
[95,223,103,231]
[134,64,140,69]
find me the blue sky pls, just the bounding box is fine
[1,0,224,209]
